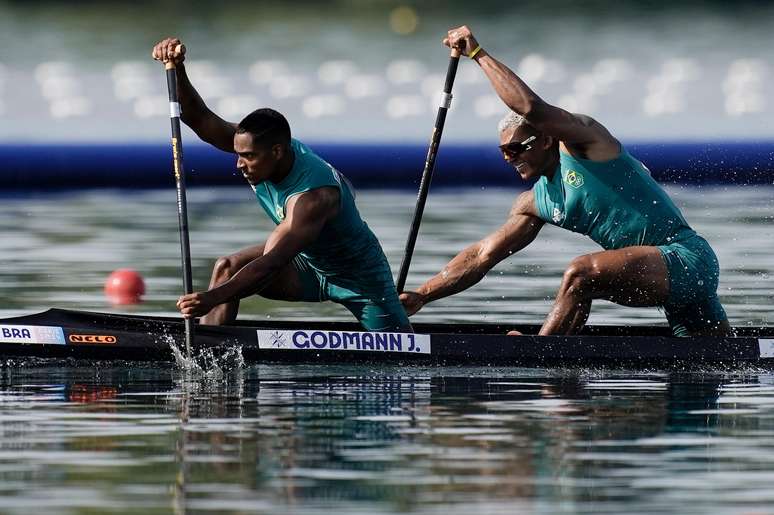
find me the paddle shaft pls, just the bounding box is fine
[164,59,194,357]
[395,49,460,293]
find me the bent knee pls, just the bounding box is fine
[212,255,241,279]
[561,256,600,295]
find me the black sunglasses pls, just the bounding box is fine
[499,135,537,161]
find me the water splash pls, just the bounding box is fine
[159,334,245,379]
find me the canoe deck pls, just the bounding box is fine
[0,308,772,367]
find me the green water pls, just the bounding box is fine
[0,186,772,513]
[0,365,772,514]
[1,187,772,326]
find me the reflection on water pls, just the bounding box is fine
[1,187,772,511]
[1,186,772,327]
[0,365,772,513]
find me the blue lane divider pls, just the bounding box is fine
[1,142,772,190]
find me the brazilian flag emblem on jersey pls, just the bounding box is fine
[565,170,584,188]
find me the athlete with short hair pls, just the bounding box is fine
[152,38,411,332]
[400,25,730,336]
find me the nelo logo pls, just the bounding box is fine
[68,334,117,344]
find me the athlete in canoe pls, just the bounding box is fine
[400,26,730,336]
[152,38,411,332]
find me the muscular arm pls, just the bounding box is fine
[474,51,619,159]
[443,26,619,160]
[204,187,340,303]
[175,65,237,153]
[152,38,236,152]
[414,191,544,305]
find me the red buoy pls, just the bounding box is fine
[104,268,146,305]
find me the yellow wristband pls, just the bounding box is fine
[468,45,482,59]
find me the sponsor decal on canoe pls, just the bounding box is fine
[68,334,117,344]
[0,325,66,345]
[759,339,774,358]
[256,329,431,354]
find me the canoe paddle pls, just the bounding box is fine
[395,48,460,293]
[163,45,194,359]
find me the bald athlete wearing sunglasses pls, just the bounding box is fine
[399,25,731,337]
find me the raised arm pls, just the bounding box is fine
[152,37,237,153]
[176,187,340,318]
[401,190,545,315]
[443,26,620,160]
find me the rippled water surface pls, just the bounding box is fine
[1,366,774,514]
[0,186,773,513]
[1,186,772,325]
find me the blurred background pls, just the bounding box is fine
[1,7,773,514]
[0,0,772,325]
[1,0,772,144]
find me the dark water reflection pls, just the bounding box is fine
[1,365,773,513]
[1,187,773,327]
[1,187,773,512]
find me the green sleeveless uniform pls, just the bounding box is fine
[253,138,410,331]
[532,148,727,336]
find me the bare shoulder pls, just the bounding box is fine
[510,190,540,218]
[286,186,341,218]
[489,190,544,251]
[560,113,621,161]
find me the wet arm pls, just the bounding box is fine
[417,191,544,303]
[175,64,237,153]
[206,187,340,302]
[472,50,613,147]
